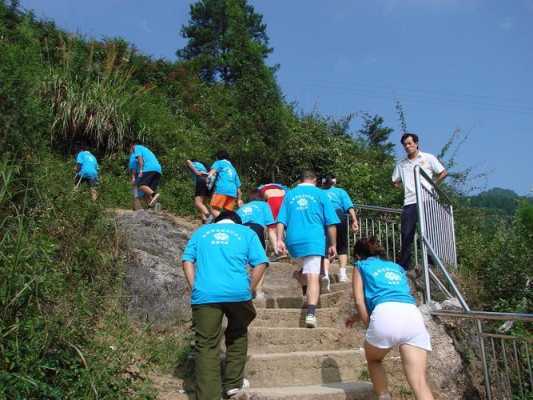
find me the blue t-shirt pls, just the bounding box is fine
[277,184,340,257]
[128,153,138,174]
[132,145,162,174]
[181,223,269,305]
[237,200,275,228]
[210,159,241,197]
[324,187,354,213]
[191,161,208,183]
[76,151,98,179]
[356,257,416,313]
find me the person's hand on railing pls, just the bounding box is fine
[351,220,359,233]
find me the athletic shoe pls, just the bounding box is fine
[321,275,331,292]
[305,314,317,328]
[225,379,250,399]
[339,271,349,282]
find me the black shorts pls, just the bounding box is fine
[137,172,161,192]
[326,210,349,255]
[195,176,212,197]
[245,223,266,249]
[75,176,98,187]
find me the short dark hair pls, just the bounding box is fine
[400,133,419,145]
[299,170,316,181]
[353,237,385,260]
[215,150,230,161]
[321,174,336,187]
[214,210,242,224]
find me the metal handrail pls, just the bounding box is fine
[432,310,533,323]
[413,164,533,400]
[356,204,402,214]
[416,166,454,205]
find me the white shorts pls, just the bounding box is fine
[296,256,322,275]
[366,302,431,352]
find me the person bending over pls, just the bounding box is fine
[346,237,434,400]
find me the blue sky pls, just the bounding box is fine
[22,0,533,195]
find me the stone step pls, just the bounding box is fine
[248,327,361,353]
[259,290,345,309]
[246,350,366,388]
[248,382,374,400]
[253,308,340,328]
[165,381,373,400]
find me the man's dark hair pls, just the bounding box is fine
[215,150,230,161]
[214,210,242,224]
[299,170,316,181]
[400,133,419,145]
[321,174,336,187]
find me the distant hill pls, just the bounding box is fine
[466,187,532,215]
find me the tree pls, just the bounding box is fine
[177,0,272,84]
[358,113,394,153]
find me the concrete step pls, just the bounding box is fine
[248,382,374,399]
[259,290,345,309]
[253,308,339,328]
[248,327,362,353]
[246,349,366,388]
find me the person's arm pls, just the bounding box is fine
[346,267,369,328]
[392,164,402,188]
[250,263,268,292]
[326,224,337,259]
[237,188,243,207]
[186,160,206,176]
[276,223,287,254]
[435,169,448,184]
[136,156,144,177]
[182,261,195,289]
[267,225,278,255]
[349,208,359,232]
[75,163,81,173]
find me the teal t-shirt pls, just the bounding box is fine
[76,151,98,179]
[356,257,416,313]
[182,222,269,305]
[277,183,340,257]
[191,161,208,183]
[324,187,354,213]
[237,200,275,227]
[132,145,162,174]
[210,159,241,197]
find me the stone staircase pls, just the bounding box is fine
[163,261,376,399]
[243,261,374,399]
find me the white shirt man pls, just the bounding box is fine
[392,133,447,270]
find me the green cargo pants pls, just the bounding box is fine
[191,300,256,400]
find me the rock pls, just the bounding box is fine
[115,209,196,325]
[420,305,469,400]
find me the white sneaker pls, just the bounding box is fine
[339,271,348,282]
[305,314,317,328]
[225,379,250,399]
[321,275,331,292]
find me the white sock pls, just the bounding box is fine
[340,267,346,275]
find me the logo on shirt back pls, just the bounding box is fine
[242,206,253,215]
[214,232,229,241]
[296,198,308,209]
[384,271,402,285]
